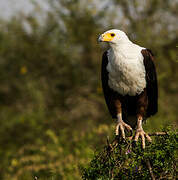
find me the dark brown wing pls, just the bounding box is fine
[141,49,158,117]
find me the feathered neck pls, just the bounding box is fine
[109,39,133,53]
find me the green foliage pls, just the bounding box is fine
[0,0,177,179]
[81,128,178,179]
[5,124,112,180]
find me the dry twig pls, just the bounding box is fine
[146,160,155,180]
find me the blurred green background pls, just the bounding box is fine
[0,0,177,179]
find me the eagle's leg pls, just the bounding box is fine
[134,90,151,148]
[134,115,152,149]
[115,113,132,138]
[115,100,132,139]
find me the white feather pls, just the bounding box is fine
[106,42,146,96]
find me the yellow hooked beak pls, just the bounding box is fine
[98,33,115,42]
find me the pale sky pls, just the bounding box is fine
[0,0,49,19]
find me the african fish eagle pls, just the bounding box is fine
[98,29,158,148]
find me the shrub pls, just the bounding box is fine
[81,128,178,179]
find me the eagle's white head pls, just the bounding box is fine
[98,29,130,46]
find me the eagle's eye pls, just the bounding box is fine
[111,33,115,37]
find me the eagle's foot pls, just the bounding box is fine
[134,129,152,149]
[115,121,132,139]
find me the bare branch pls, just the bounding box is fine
[148,132,178,136]
[146,160,155,180]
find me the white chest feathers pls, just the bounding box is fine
[106,45,146,96]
